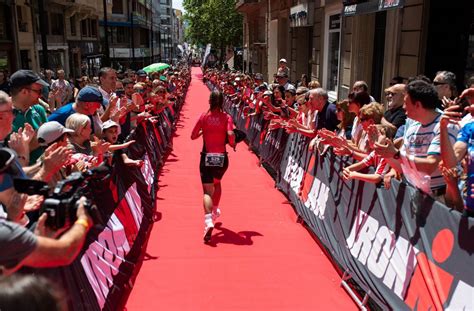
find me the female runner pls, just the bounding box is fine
[191,91,235,242]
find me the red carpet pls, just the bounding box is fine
[125,68,356,310]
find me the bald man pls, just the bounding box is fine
[383,83,406,129]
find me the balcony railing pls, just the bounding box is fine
[236,0,260,12]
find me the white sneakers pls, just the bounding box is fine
[204,214,214,243]
[212,207,221,221]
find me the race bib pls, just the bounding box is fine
[204,153,225,167]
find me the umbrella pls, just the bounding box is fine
[142,62,170,73]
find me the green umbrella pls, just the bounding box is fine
[142,63,170,73]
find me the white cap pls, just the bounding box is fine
[279,58,287,63]
[101,120,121,135]
[37,121,74,146]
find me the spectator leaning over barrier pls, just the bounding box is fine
[374,80,459,200]
[10,70,50,165]
[65,113,110,170]
[384,83,407,130]
[0,274,66,311]
[438,87,474,213]
[0,196,92,275]
[329,102,384,159]
[101,120,142,168]
[48,86,104,137]
[286,88,339,137]
[342,124,394,184]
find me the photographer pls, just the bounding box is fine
[0,196,91,275]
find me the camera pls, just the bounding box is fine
[115,89,125,98]
[14,166,110,229]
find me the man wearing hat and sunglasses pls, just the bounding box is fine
[9,70,50,165]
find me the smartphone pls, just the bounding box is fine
[115,89,125,97]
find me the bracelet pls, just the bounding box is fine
[75,218,90,231]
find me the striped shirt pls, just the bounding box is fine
[361,151,389,177]
[401,114,459,190]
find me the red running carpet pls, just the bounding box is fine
[125,68,356,310]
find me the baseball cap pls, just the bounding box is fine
[77,86,103,103]
[285,84,296,95]
[263,90,273,96]
[279,58,287,63]
[101,120,121,134]
[254,73,264,80]
[276,72,288,78]
[10,70,49,89]
[136,69,147,77]
[37,121,74,146]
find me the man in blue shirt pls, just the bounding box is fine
[48,86,103,126]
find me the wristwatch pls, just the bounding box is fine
[393,149,400,159]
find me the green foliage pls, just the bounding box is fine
[183,0,243,48]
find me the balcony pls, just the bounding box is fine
[235,0,260,13]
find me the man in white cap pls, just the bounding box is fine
[277,58,290,78]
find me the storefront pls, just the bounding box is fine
[289,2,313,83]
[68,40,100,78]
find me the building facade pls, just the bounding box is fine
[2,0,185,77]
[238,0,474,103]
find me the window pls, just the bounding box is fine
[111,27,129,44]
[112,0,123,14]
[139,28,148,45]
[90,19,97,37]
[81,19,98,38]
[70,16,76,36]
[81,19,88,37]
[50,13,64,35]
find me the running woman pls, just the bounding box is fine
[191,91,235,242]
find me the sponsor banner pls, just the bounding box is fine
[215,84,474,309]
[280,136,474,309]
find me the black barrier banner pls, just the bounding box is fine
[278,134,474,309]
[30,110,183,310]
[215,85,474,309]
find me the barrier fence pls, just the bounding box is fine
[217,84,474,310]
[27,96,186,310]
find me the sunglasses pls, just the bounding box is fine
[433,81,448,86]
[27,87,42,95]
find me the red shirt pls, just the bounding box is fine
[193,110,234,153]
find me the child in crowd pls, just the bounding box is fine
[101,120,143,167]
[342,124,393,184]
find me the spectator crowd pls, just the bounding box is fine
[204,58,474,216]
[0,63,191,309]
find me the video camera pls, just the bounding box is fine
[13,166,110,230]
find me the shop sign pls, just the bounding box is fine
[343,0,404,16]
[290,3,312,27]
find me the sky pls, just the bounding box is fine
[172,0,185,12]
